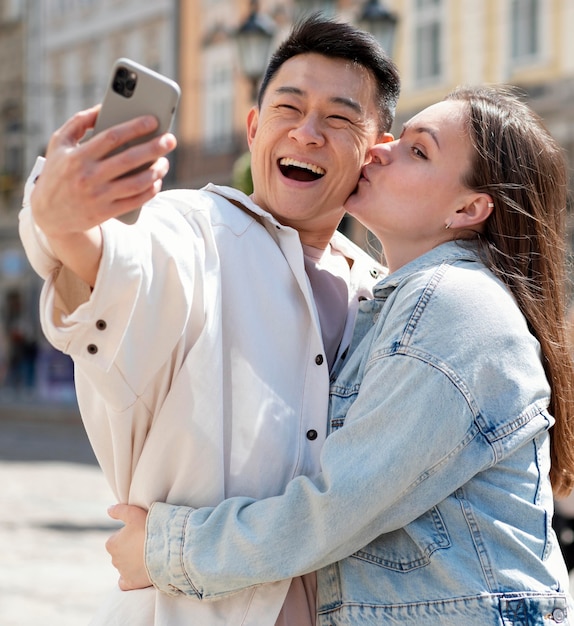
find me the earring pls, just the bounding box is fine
[445,221,452,230]
[488,202,494,208]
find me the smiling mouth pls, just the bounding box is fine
[278,158,326,182]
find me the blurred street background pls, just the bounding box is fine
[0,401,121,626]
[1,1,574,623]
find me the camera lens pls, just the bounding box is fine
[112,67,137,97]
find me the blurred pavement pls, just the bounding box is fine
[2,397,574,625]
[0,399,121,626]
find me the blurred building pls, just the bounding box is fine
[0,0,30,392]
[176,0,574,245]
[1,0,573,397]
[23,0,178,173]
[1,0,180,399]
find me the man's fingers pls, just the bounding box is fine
[98,132,176,182]
[51,106,101,148]
[84,115,159,162]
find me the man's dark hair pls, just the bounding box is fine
[258,13,401,133]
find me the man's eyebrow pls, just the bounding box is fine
[331,96,362,115]
[274,86,363,115]
[402,123,440,148]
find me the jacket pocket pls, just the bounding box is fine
[351,506,451,571]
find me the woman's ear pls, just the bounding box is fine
[453,195,494,230]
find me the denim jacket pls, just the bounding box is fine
[146,242,572,625]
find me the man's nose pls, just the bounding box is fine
[287,115,325,146]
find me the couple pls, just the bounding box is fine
[20,14,574,626]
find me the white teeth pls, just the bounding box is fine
[279,158,325,176]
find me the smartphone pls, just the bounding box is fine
[90,58,181,224]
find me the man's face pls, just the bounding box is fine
[247,53,385,247]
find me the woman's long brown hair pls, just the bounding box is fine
[447,85,574,497]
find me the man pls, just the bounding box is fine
[19,15,400,626]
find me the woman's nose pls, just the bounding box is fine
[368,141,393,165]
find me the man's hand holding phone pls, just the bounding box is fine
[30,60,179,287]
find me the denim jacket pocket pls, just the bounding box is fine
[351,506,451,571]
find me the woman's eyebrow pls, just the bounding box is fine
[402,123,440,148]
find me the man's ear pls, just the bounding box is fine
[379,132,394,143]
[246,106,259,149]
[453,195,494,230]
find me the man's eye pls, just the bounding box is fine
[329,115,351,122]
[278,104,298,112]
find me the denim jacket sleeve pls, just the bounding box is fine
[145,257,552,599]
[146,357,551,594]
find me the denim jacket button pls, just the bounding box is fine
[552,608,565,623]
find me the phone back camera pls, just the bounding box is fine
[112,67,137,98]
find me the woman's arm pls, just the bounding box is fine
[143,353,501,598]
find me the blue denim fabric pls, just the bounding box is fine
[146,241,572,625]
[318,241,571,624]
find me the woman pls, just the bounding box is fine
[110,85,574,624]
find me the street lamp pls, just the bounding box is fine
[235,0,276,101]
[358,0,398,56]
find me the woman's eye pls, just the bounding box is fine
[412,146,427,159]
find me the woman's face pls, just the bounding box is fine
[345,100,476,271]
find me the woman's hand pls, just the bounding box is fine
[106,503,152,591]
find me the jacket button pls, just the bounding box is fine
[552,608,565,623]
[96,319,107,331]
[315,354,324,365]
[87,344,98,355]
[370,268,379,278]
[306,429,318,441]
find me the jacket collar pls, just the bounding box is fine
[373,241,481,299]
[204,183,284,229]
[205,183,386,279]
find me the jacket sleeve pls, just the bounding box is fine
[145,333,551,599]
[19,158,59,280]
[19,162,210,400]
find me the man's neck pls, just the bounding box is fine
[298,228,337,250]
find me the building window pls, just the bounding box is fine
[82,81,97,109]
[53,85,67,130]
[2,0,23,21]
[203,57,234,152]
[414,0,443,85]
[511,0,540,63]
[293,0,336,18]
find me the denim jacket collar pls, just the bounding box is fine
[373,241,481,300]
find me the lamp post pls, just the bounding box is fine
[234,0,276,101]
[358,0,398,56]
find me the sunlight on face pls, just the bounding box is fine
[247,53,382,245]
[345,100,474,270]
